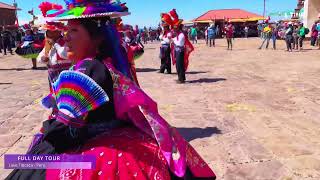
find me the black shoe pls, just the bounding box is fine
[176,80,185,84]
[31,67,38,70]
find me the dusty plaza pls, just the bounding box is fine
[0,38,320,179]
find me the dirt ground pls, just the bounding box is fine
[0,38,320,179]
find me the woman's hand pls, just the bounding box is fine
[47,38,55,46]
[41,56,49,62]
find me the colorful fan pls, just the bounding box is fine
[41,93,57,109]
[52,70,109,119]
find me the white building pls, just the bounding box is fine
[303,0,320,31]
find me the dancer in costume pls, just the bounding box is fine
[117,20,141,86]
[6,1,215,179]
[15,24,44,69]
[159,13,172,74]
[37,2,72,86]
[169,9,194,83]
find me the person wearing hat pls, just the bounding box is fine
[6,1,215,179]
[258,23,272,49]
[285,22,294,51]
[159,13,173,74]
[37,2,71,88]
[170,9,194,83]
[15,24,44,69]
[172,20,186,82]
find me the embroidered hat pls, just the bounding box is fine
[160,9,183,28]
[38,2,67,31]
[44,0,130,21]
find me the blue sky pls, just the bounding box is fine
[2,0,296,27]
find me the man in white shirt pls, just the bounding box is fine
[159,24,172,74]
[172,23,186,83]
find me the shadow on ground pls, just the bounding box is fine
[0,83,12,85]
[176,127,222,142]
[188,78,226,84]
[136,68,158,73]
[171,71,208,75]
[144,47,157,50]
[0,67,47,71]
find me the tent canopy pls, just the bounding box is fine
[194,9,265,23]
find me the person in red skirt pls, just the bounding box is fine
[6,1,216,179]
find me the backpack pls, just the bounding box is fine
[304,28,310,35]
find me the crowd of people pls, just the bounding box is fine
[258,20,320,51]
[171,18,320,52]
[0,27,22,55]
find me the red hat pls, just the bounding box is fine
[169,9,183,27]
[39,2,66,31]
[39,2,63,17]
[161,13,173,27]
[40,22,67,31]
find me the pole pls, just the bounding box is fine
[263,0,266,18]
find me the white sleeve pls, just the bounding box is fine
[159,34,163,40]
[53,43,68,59]
[173,33,185,47]
[179,33,185,46]
[36,48,46,64]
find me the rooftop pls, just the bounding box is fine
[194,9,264,21]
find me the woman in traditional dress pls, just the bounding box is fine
[6,0,215,179]
[15,24,44,69]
